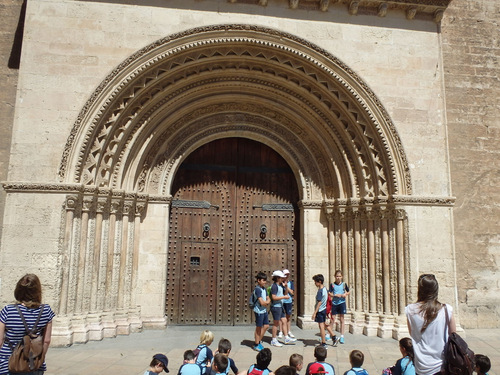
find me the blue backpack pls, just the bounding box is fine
[248,289,258,309]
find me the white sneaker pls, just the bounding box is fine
[284,336,297,344]
[288,331,295,338]
[325,334,331,341]
[278,331,283,339]
[271,338,283,347]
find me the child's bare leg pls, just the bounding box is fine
[326,321,335,337]
[330,314,337,334]
[260,324,269,342]
[272,320,279,338]
[319,322,326,343]
[280,317,288,336]
[339,314,345,335]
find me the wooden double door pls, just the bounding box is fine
[166,138,300,324]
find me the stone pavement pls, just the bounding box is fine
[44,326,499,375]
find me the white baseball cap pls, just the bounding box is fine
[283,269,290,275]
[272,270,286,278]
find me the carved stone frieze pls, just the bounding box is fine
[57,25,412,201]
[226,0,450,21]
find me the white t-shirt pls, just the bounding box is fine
[405,303,452,375]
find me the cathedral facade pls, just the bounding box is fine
[0,0,498,346]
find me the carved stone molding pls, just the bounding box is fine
[225,0,451,22]
[58,25,412,202]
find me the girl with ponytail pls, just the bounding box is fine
[405,274,456,375]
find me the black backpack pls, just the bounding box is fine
[442,306,475,375]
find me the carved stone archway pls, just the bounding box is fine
[54,25,415,343]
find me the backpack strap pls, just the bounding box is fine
[15,304,45,335]
[443,304,449,340]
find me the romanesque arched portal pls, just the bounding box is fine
[55,25,413,342]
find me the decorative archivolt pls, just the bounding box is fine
[59,25,412,200]
[135,105,340,200]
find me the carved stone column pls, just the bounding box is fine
[380,206,391,315]
[353,207,362,311]
[60,195,78,315]
[102,198,120,338]
[76,197,93,314]
[326,207,336,281]
[363,206,378,336]
[129,198,146,333]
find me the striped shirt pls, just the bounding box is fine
[0,304,55,374]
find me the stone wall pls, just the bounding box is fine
[0,0,23,251]
[3,0,493,344]
[441,0,500,328]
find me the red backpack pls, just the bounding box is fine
[325,286,333,317]
[248,365,270,375]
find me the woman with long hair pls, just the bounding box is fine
[0,274,55,375]
[405,274,456,375]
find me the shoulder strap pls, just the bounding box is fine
[14,304,44,334]
[443,303,449,341]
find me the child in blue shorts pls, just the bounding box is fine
[312,274,336,349]
[271,270,296,346]
[280,269,295,339]
[327,270,350,345]
[253,272,271,351]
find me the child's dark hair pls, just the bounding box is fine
[256,272,267,281]
[312,274,324,284]
[289,353,303,369]
[399,337,414,363]
[475,354,491,374]
[256,348,272,369]
[349,350,364,368]
[184,350,195,362]
[218,338,232,354]
[274,366,297,375]
[214,353,229,373]
[150,357,162,367]
[314,345,327,361]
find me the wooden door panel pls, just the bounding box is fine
[167,138,299,325]
[252,243,288,278]
[178,241,217,324]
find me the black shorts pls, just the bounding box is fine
[331,302,346,315]
[315,310,327,323]
[283,302,293,316]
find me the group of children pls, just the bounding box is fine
[144,269,492,375]
[144,329,492,375]
[252,269,297,350]
[143,330,370,375]
[252,269,350,352]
